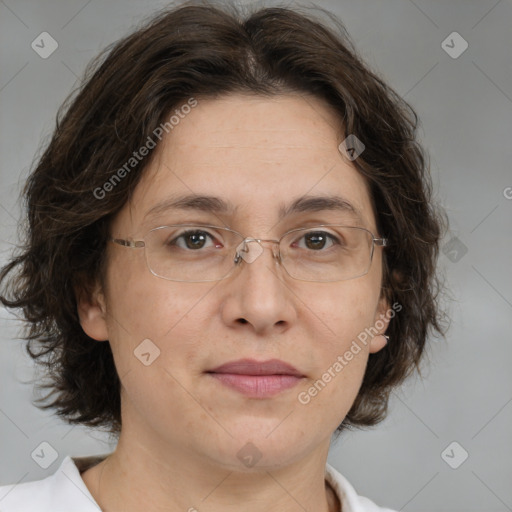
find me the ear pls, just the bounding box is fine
[76,282,109,342]
[369,294,392,354]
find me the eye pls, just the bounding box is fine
[170,229,223,250]
[293,230,339,251]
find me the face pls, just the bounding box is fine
[79,93,390,470]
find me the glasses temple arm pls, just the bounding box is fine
[111,238,145,248]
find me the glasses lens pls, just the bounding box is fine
[280,226,374,282]
[143,225,375,282]
[144,225,242,282]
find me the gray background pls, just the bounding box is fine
[1,0,511,510]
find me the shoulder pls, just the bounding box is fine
[0,455,104,512]
[325,463,398,512]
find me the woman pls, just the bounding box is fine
[0,2,447,510]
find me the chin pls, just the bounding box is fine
[202,422,317,471]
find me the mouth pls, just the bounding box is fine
[206,358,305,398]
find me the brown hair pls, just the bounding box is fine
[0,1,448,436]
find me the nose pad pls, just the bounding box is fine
[235,239,264,264]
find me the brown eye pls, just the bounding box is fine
[171,230,218,250]
[295,231,338,251]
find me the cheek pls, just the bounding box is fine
[303,277,380,347]
[293,279,380,420]
[296,352,367,435]
[102,251,213,375]
[101,264,213,429]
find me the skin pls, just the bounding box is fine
[78,93,391,512]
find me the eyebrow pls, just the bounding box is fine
[143,193,363,224]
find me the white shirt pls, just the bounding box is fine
[0,455,397,512]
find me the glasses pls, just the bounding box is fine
[111,224,388,283]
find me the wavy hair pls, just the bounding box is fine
[0,1,449,435]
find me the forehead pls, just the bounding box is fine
[118,93,377,233]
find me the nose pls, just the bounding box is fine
[221,238,297,335]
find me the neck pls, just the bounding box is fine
[82,431,340,512]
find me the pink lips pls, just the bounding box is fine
[207,358,305,398]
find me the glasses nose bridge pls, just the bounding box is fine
[235,236,282,265]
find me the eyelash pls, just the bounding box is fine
[169,229,341,251]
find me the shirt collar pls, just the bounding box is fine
[67,456,365,512]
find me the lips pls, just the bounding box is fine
[208,358,304,376]
[207,358,305,398]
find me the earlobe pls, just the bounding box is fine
[76,285,109,342]
[369,332,388,353]
[369,296,391,354]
